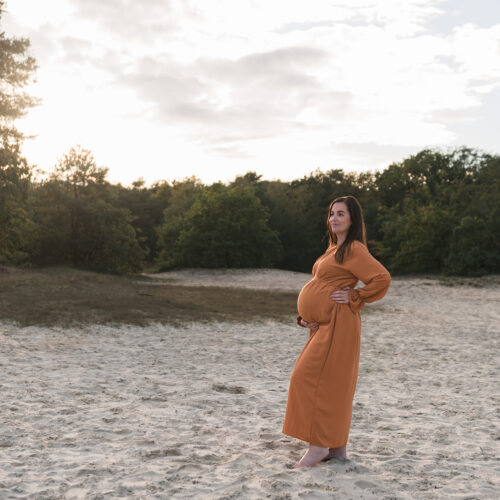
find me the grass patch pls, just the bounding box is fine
[0,266,298,327]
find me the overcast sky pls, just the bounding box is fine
[3,0,500,186]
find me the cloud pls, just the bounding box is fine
[115,46,349,148]
[70,0,178,41]
[3,0,500,184]
[331,142,420,164]
[426,107,480,123]
[198,46,329,82]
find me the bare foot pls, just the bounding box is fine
[322,445,347,461]
[293,446,329,468]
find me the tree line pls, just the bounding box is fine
[1,2,499,277]
[1,144,499,276]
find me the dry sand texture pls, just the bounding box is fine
[1,270,499,499]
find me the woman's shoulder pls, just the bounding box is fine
[346,240,370,259]
[349,239,368,252]
[350,239,365,248]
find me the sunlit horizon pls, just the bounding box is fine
[3,0,500,187]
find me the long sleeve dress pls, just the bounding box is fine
[282,240,391,448]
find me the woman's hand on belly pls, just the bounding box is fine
[298,318,319,331]
[329,286,350,304]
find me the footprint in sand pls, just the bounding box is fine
[141,448,181,460]
[355,479,378,489]
[212,383,246,394]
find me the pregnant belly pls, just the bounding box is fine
[297,279,334,324]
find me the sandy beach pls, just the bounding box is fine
[1,270,499,499]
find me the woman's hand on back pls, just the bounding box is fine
[330,287,350,304]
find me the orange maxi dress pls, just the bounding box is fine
[282,240,391,448]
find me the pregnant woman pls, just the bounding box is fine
[282,195,391,468]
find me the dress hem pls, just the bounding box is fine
[281,428,347,449]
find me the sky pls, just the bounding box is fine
[3,0,500,186]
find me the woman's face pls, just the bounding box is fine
[329,202,352,236]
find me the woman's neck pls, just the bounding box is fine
[336,234,346,246]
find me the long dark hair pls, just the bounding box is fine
[327,195,367,264]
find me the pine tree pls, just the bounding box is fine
[0,1,39,264]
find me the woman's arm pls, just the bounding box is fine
[345,241,391,313]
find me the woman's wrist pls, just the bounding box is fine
[348,288,364,312]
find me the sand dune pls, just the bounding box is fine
[142,267,313,290]
[1,271,499,499]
